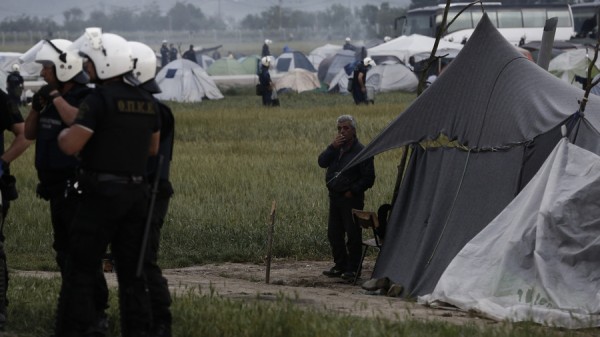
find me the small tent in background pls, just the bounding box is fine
[308,43,342,69]
[368,34,463,65]
[548,48,600,87]
[274,51,316,73]
[366,63,418,93]
[318,50,356,86]
[206,58,247,76]
[155,59,223,102]
[328,63,417,94]
[195,54,215,70]
[238,55,261,75]
[341,13,600,328]
[274,68,320,93]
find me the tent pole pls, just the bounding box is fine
[391,145,411,207]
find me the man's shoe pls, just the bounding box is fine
[153,322,172,337]
[341,271,358,281]
[387,283,404,297]
[361,277,391,292]
[322,267,343,277]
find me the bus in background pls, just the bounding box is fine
[396,3,575,46]
[571,2,600,38]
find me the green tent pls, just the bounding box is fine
[238,55,261,75]
[206,58,247,76]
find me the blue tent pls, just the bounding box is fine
[275,51,316,73]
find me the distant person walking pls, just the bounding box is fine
[352,57,375,105]
[262,39,272,57]
[6,64,24,106]
[169,43,178,62]
[182,44,197,63]
[160,40,169,67]
[343,37,356,52]
[258,56,274,106]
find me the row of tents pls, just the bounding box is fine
[3,28,600,103]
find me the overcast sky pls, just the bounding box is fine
[0,0,411,24]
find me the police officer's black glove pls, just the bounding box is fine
[37,84,54,102]
[31,92,44,112]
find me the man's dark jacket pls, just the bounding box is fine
[318,138,375,197]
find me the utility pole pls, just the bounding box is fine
[278,0,283,30]
[218,0,221,21]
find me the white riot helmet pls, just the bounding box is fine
[383,36,392,42]
[261,56,270,67]
[128,41,161,93]
[35,39,88,83]
[345,37,351,42]
[363,57,376,67]
[11,63,20,72]
[70,28,134,80]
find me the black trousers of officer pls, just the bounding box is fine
[145,180,173,330]
[327,193,364,273]
[0,199,10,320]
[48,186,109,326]
[55,180,152,337]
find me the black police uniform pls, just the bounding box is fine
[5,72,23,106]
[0,89,23,325]
[352,63,369,105]
[258,66,272,106]
[33,85,110,332]
[54,81,160,337]
[144,100,174,335]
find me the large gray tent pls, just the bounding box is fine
[343,13,600,299]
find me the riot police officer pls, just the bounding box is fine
[0,87,30,330]
[24,38,110,336]
[128,40,174,337]
[55,28,160,337]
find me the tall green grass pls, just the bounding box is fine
[7,91,414,270]
[6,275,594,337]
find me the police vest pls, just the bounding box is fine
[146,100,174,182]
[35,86,90,173]
[79,83,159,175]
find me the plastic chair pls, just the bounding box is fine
[351,208,384,285]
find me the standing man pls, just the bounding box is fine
[182,44,197,64]
[5,64,24,106]
[318,115,375,281]
[25,38,110,335]
[160,40,169,67]
[0,87,30,330]
[343,37,356,51]
[128,40,174,337]
[258,56,274,106]
[168,43,178,62]
[55,29,160,337]
[352,57,375,105]
[262,39,271,57]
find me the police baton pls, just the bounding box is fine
[136,154,164,278]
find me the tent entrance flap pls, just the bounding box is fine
[373,145,524,297]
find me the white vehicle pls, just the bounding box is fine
[571,2,600,38]
[396,2,575,46]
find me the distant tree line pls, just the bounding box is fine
[0,2,405,40]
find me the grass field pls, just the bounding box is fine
[2,90,593,336]
[7,90,414,271]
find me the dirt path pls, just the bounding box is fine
[16,259,495,327]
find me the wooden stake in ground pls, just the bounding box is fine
[265,200,277,284]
